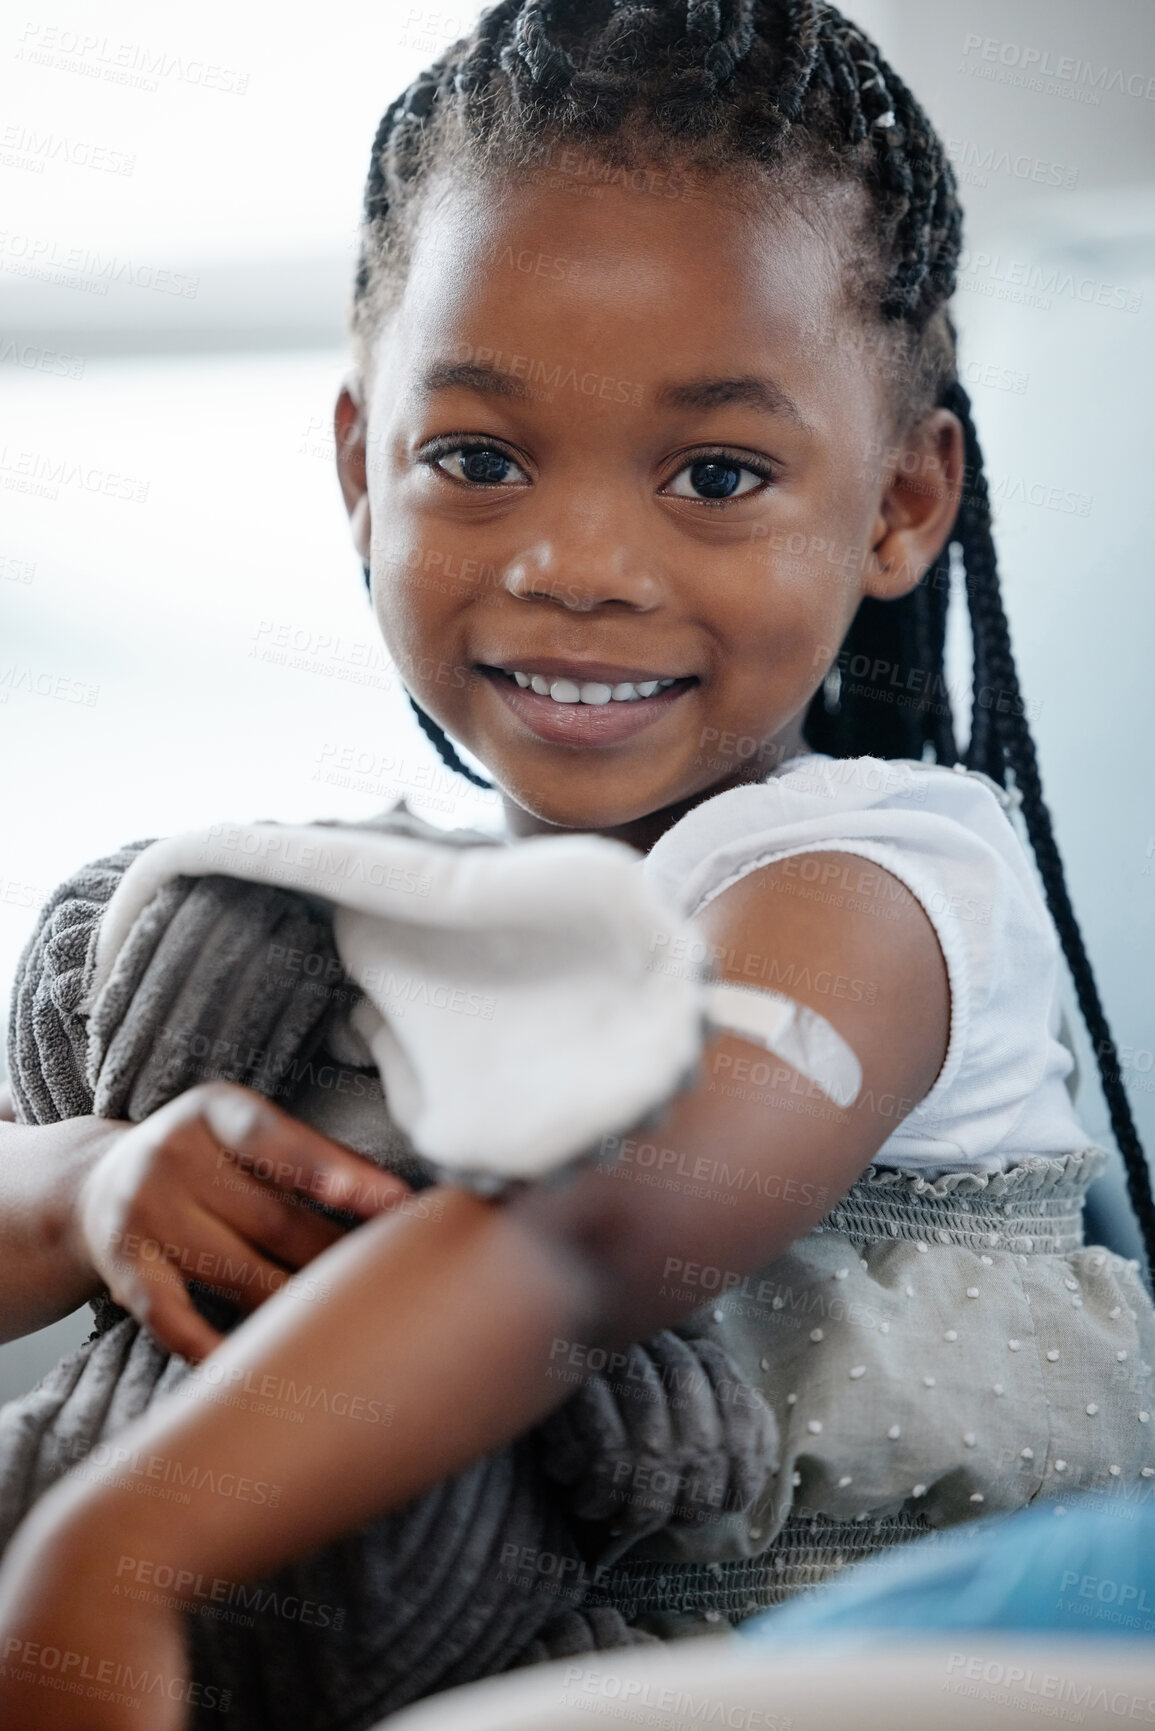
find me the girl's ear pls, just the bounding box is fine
[334,379,372,564]
[862,407,965,602]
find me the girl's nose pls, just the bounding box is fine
[502,537,665,613]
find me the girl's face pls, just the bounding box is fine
[337,165,960,847]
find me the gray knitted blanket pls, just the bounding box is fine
[3,810,779,1731]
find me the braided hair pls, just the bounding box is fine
[348,0,1155,1284]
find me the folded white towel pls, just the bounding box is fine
[86,818,860,1186]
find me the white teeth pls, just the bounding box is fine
[507,670,681,704]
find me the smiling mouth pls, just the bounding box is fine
[479,664,699,705]
[476,662,699,748]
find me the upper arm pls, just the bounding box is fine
[698,848,950,1116]
[509,850,950,1346]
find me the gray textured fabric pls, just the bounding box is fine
[7,836,158,1124]
[86,865,344,1338]
[1,808,777,1730]
[89,872,342,1121]
[537,1333,778,1564]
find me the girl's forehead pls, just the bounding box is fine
[390,165,856,363]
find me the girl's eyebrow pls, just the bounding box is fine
[418,360,811,433]
[654,374,811,432]
[421,360,532,402]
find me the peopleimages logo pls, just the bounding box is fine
[0,230,198,297]
[957,249,1141,315]
[0,121,136,175]
[946,136,1078,190]
[944,1650,1155,1719]
[15,23,250,97]
[960,33,1155,103]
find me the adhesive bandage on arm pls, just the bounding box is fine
[701,980,862,1109]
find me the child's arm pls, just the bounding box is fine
[0,852,948,1728]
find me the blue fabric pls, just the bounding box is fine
[738,1498,1155,1648]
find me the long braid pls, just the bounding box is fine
[358,562,497,790]
[407,693,495,791]
[945,382,1155,1280]
[914,538,957,768]
[349,0,1150,1278]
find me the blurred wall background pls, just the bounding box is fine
[2,0,1153,1396]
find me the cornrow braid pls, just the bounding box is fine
[350,0,1153,1286]
[504,1,577,92]
[768,0,823,129]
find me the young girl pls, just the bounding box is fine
[2,1,1153,1726]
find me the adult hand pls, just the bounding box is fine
[74,1081,412,1362]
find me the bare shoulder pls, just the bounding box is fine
[696,850,950,1120]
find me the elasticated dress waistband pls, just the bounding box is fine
[587,1511,942,1624]
[812,1147,1109,1257]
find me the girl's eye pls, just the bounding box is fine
[430,445,529,487]
[664,457,770,502]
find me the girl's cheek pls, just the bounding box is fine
[372,531,438,617]
[742,553,844,635]
[366,562,429,668]
[727,576,845,710]
[372,560,477,702]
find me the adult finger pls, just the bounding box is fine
[106,1253,226,1364]
[189,1082,411,1219]
[196,1158,350,1271]
[102,1204,295,1356]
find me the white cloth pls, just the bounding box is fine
[642,753,1090,1177]
[85,822,702,1183]
[84,818,860,1185]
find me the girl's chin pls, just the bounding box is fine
[498,787,663,835]
[490,755,725,839]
